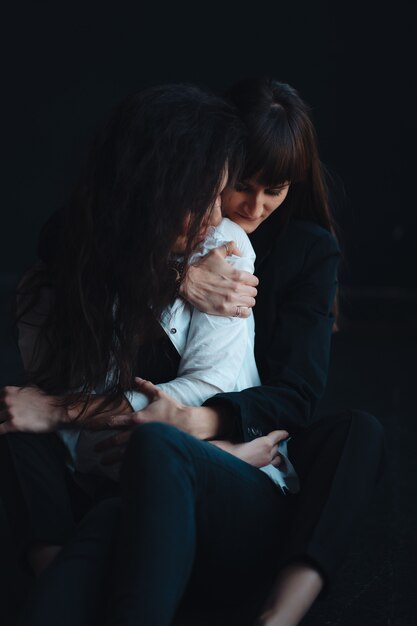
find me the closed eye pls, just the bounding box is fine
[234,182,252,193]
[265,187,287,196]
[234,182,288,196]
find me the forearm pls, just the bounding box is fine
[203,386,308,442]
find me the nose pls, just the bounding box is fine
[244,194,264,219]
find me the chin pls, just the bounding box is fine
[225,213,259,234]
[234,220,257,234]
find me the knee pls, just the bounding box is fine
[128,422,185,450]
[349,410,386,479]
[123,422,191,472]
[349,410,385,447]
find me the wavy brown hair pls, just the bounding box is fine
[18,84,244,411]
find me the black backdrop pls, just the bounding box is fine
[4,1,416,293]
[2,5,417,623]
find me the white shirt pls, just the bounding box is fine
[74,218,299,493]
[18,218,299,493]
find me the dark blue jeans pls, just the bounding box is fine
[15,411,385,626]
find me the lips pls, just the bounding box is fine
[236,213,259,222]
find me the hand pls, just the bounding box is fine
[86,378,189,433]
[0,385,68,434]
[210,430,289,468]
[181,241,258,317]
[86,378,191,465]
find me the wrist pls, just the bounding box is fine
[185,406,228,440]
[178,270,190,303]
[62,400,76,426]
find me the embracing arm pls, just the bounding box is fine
[202,225,341,440]
[180,241,258,317]
[124,220,257,434]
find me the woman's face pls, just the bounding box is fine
[172,171,226,254]
[222,178,290,234]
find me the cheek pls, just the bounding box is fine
[221,190,239,216]
[268,191,289,214]
[267,200,277,212]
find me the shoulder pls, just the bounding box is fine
[259,221,340,288]
[215,218,255,256]
[198,218,255,258]
[272,220,340,265]
[216,217,251,243]
[283,220,339,250]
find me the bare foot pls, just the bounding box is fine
[255,562,324,626]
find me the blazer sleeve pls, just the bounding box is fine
[203,227,340,441]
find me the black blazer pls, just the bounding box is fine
[204,216,340,441]
[38,209,340,441]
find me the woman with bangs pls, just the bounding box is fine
[0,78,384,626]
[172,77,384,624]
[88,78,382,625]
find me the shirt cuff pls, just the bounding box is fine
[124,391,150,413]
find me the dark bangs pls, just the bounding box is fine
[242,106,311,187]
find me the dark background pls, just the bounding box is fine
[3,1,416,295]
[2,2,417,625]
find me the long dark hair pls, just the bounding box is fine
[19,84,244,410]
[227,77,334,232]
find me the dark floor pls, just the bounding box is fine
[1,274,416,625]
[301,322,417,626]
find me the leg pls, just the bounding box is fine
[281,409,385,583]
[18,498,121,626]
[255,562,323,626]
[254,410,385,626]
[107,422,291,626]
[0,433,77,550]
[0,432,92,576]
[1,498,30,626]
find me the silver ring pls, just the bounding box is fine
[234,305,241,317]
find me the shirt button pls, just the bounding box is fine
[170,328,177,334]
[248,426,262,438]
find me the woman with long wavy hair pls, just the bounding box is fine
[0,82,256,621]
[0,78,384,626]
[77,78,383,626]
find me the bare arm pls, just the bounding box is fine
[90,380,287,469]
[0,385,132,435]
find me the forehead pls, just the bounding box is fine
[245,177,289,188]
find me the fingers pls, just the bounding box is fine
[231,291,257,306]
[0,421,13,435]
[133,378,159,400]
[222,287,257,317]
[271,454,282,467]
[266,430,289,445]
[86,412,135,430]
[0,406,13,434]
[218,241,241,258]
[0,386,14,410]
[230,305,251,319]
[236,269,259,288]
